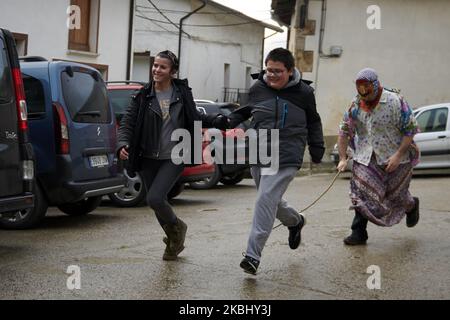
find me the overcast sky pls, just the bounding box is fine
[213,0,288,56]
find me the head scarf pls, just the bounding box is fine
[355,68,380,97]
[355,68,383,109]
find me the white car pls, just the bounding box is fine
[330,102,450,170]
[413,103,450,169]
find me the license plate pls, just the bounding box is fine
[89,155,109,168]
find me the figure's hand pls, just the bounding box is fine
[337,159,348,172]
[119,146,129,161]
[385,153,401,173]
[213,115,230,130]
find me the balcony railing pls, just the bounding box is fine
[223,87,249,105]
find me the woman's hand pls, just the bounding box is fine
[385,152,401,173]
[119,146,129,161]
[337,158,348,172]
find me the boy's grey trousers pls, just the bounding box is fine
[246,166,302,261]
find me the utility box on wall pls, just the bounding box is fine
[329,46,343,57]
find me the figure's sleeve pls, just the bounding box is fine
[338,101,358,150]
[117,91,141,154]
[182,85,222,128]
[395,94,421,166]
[339,102,357,138]
[398,95,419,136]
[227,85,255,128]
[228,105,252,128]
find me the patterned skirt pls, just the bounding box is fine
[350,156,416,227]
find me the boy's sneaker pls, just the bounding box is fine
[240,254,260,275]
[288,214,306,249]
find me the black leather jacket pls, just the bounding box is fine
[117,78,220,174]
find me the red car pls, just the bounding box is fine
[106,81,215,207]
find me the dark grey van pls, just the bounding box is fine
[0,57,125,229]
[0,29,35,220]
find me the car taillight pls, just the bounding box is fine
[11,68,28,131]
[53,102,70,154]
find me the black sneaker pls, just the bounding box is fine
[343,231,368,245]
[288,214,306,250]
[240,255,260,275]
[406,197,419,228]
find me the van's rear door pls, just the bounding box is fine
[0,30,23,197]
[52,63,117,182]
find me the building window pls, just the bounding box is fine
[133,52,154,82]
[12,32,28,56]
[68,0,100,53]
[224,63,230,89]
[222,63,248,104]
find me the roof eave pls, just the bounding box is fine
[270,0,295,27]
[207,0,284,33]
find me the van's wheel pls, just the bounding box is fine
[168,182,184,199]
[0,182,48,230]
[57,196,102,216]
[108,170,146,207]
[189,164,221,190]
[219,171,245,185]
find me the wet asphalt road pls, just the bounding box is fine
[0,173,449,300]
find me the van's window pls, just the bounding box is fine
[22,73,46,117]
[0,38,13,103]
[61,70,111,123]
[108,89,138,115]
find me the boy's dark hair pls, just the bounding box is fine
[264,47,295,71]
[156,50,179,73]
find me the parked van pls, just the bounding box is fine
[0,29,35,222]
[0,57,124,229]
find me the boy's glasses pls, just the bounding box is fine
[265,68,285,76]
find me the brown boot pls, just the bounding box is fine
[343,210,368,245]
[162,218,187,261]
[162,241,177,260]
[162,236,174,261]
[406,197,419,228]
